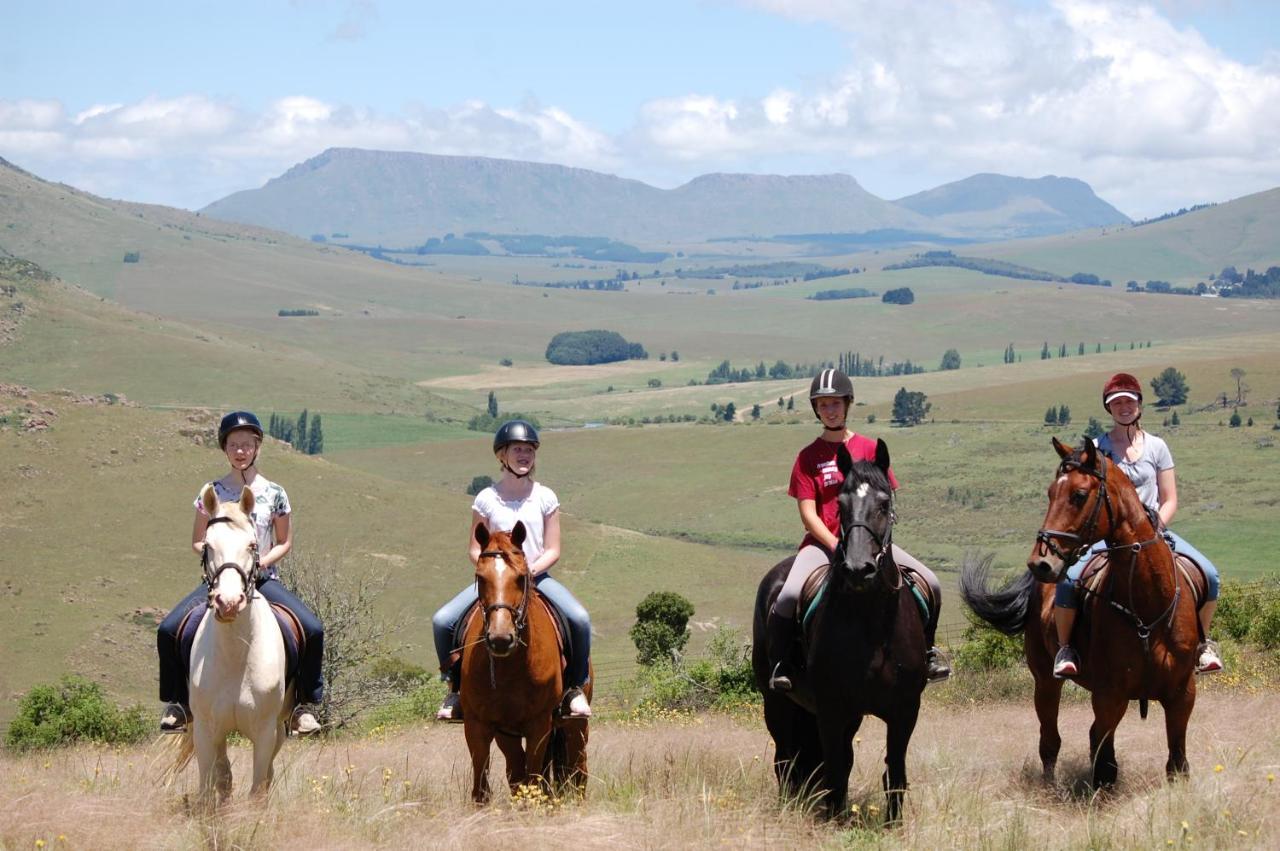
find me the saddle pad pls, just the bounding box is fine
[177,601,302,683]
[800,565,932,632]
[1080,552,1207,608]
[448,591,571,672]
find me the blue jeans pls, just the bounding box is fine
[1054,531,1221,608]
[431,574,591,688]
[156,578,325,705]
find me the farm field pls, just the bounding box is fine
[2,692,1277,849]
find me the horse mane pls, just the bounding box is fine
[843,458,891,495]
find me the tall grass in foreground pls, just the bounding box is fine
[2,692,1277,849]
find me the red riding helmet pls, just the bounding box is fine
[1102,373,1143,411]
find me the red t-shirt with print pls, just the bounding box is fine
[788,433,899,550]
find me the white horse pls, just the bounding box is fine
[171,484,292,808]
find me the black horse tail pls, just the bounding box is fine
[959,554,1035,636]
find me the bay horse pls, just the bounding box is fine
[960,437,1199,788]
[751,439,927,821]
[460,522,590,803]
[169,484,292,808]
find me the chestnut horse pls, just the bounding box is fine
[752,440,927,821]
[961,437,1199,788]
[460,522,590,803]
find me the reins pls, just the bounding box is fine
[201,515,261,602]
[475,547,532,687]
[834,497,902,593]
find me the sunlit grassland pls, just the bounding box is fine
[2,693,1277,849]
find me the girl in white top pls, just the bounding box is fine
[431,420,592,720]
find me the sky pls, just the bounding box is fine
[3,0,1279,219]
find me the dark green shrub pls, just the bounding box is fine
[1215,581,1264,641]
[466,475,494,496]
[630,591,695,665]
[953,619,1024,673]
[6,676,149,751]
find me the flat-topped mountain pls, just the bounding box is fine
[200,148,1128,245]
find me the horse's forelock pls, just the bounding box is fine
[844,459,891,496]
[210,501,254,536]
[480,531,528,570]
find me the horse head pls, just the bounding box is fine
[474,521,530,658]
[1027,437,1121,583]
[200,484,260,622]
[833,438,897,592]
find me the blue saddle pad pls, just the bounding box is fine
[801,573,931,631]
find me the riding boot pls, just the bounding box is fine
[766,613,797,692]
[925,646,952,684]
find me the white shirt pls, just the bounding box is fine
[471,482,559,565]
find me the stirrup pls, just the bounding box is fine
[562,687,592,718]
[1196,639,1223,675]
[290,705,322,735]
[1052,646,1079,679]
[435,692,463,722]
[925,646,952,685]
[768,662,794,693]
[160,703,189,734]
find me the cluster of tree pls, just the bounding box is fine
[1218,266,1280,299]
[709,401,737,421]
[657,350,680,361]
[414,234,490,255]
[803,266,857,281]
[277,308,320,317]
[513,277,625,291]
[467,392,542,433]
[1002,343,1018,364]
[674,261,826,280]
[1160,411,1182,429]
[466,475,494,496]
[629,591,694,665]
[704,354,923,385]
[940,349,961,370]
[882,287,915,305]
[891,387,930,426]
[545,329,647,365]
[1082,416,1105,439]
[468,232,670,263]
[1038,341,1140,359]
[836,351,925,377]
[1044,405,1072,426]
[731,279,794,291]
[122,251,140,263]
[1131,202,1216,227]
[268,410,324,455]
[807,287,876,301]
[884,251,1110,287]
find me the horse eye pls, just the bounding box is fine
[1070,490,1088,506]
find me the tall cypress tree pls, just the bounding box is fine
[296,409,308,450]
[307,415,324,455]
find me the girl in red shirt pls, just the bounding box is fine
[766,369,951,690]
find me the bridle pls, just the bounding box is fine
[201,515,261,603]
[833,490,902,593]
[476,548,530,640]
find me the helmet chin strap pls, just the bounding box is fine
[500,459,532,479]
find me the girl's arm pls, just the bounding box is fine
[260,514,292,569]
[529,508,561,577]
[191,510,209,556]
[797,498,838,552]
[1155,468,1178,528]
[468,510,486,567]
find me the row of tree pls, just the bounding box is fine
[268,410,324,455]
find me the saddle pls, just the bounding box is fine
[447,590,572,676]
[1078,549,1209,609]
[798,562,936,633]
[176,601,304,684]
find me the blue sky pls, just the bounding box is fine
[4,1,1279,218]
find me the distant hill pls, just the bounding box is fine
[200,148,1126,245]
[894,173,1131,238]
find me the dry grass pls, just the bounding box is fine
[3,692,1277,850]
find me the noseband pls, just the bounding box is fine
[476,549,530,639]
[202,515,261,602]
[1036,453,1113,564]
[834,502,901,592]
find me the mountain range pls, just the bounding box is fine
[200,148,1131,246]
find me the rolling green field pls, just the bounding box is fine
[2,162,1279,731]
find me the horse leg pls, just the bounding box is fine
[193,724,220,812]
[249,722,280,797]
[882,700,919,824]
[1032,673,1065,783]
[563,719,589,796]
[523,716,555,794]
[817,715,855,820]
[214,736,233,804]
[495,731,527,793]
[1088,691,1128,788]
[464,721,496,804]
[1161,683,1195,778]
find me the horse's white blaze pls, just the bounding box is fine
[855,482,870,498]
[1056,474,1068,487]
[492,554,506,578]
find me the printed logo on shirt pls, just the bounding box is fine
[817,459,840,487]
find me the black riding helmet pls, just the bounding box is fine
[809,369,854,420]
[218,411,264,449]
[493,419,540,453]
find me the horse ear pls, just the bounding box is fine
[238,486,255,516]
[200,483,218,517]
[511,521,527,549]
[1052,437,1072,459]
[1081,438,1098,469]
[836,442,853,477]
[474,523,490,549]
[874,438,891,473]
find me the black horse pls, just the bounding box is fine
[751,439,928,821]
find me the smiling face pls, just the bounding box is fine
[815,395,850,430]
[1106,395,1141,427]
[499,441,537,475]
[223,428,261,471]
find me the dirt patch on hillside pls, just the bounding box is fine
[420,360,674,390]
